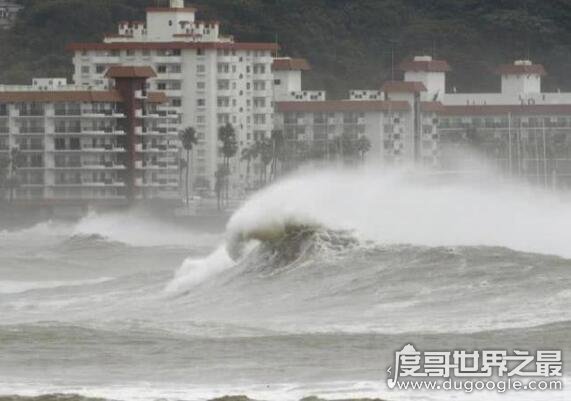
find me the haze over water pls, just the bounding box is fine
[0,167,570,401]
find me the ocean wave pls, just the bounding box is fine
[0,278,114,295]
[0,212,221,249]
[226,168,571,258]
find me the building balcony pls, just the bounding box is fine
[82,181,126,187]
[136,109,162,119]
[51,164,83,169]
[91,56,121,64]
[51,147,83,153]
[153,56,182,64]
[82,163,126,170]
[82,109,114,118]
[83,145,126,153]
[157,72,183,80]
[135,89,148,100]
[54,109,82,117]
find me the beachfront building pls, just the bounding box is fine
[423,58,571,188]
[0,66,180,203]
[67,0,277,196]
[272,57,444,170]
[274,54,571,190]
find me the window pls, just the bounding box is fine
[171,99,182,107]
[253,64,266,74]
[197,99,206,107]
[126,49,135,56]
[197,115,206,124]
[157,83,166,90]
[253,97,266,108]
[253,80,266,91]
[254,131,266,141]
[217,113,230,125]
[197,81,206,90]
[69,138,80,150]
[55,138,66,150]
[95,65,106,74]
[217,97,230,107]
[217,79,230,90]
[254,114,266,125]
[81,66,90,74]
[197,65,206,74]
[157,65,167,73]
[197,48,205,56]
[274,79,281,85]
[217,63,230,74]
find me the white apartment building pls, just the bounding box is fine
[0,67,179,203]
[68,0,277,195]
[273,58,443,167]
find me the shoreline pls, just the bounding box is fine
[0,396,388,401]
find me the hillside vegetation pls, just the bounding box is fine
[2,0,571,98]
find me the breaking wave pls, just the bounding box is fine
[0,211,220,249]
[168,167,571,297]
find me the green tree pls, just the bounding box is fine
[356,135,372,162]
[0,155,9,201]
[257,138,273,185]
[179,126,198,205]
[218,123,238,204]
[7,147,23,203]
[240,143,258,189]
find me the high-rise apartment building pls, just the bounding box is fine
[0,67,179,203]
[68,0,277,194]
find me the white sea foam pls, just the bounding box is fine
[164,245,235,294]
[0,277,113,295]
[226,167,571,258]
[0,378,569,401]
[72,211,220,248]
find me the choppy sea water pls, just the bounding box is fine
[1,170,570,401]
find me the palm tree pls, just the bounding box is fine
[0,156,9,201]
[179,127,198,205]
[270,130,284,180]
[356,135,372,162]
[258,138,274,185]
[8,147,23,203]
[241,144,258,189]
[218,123,238,203]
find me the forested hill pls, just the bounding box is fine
[2,0,571,98]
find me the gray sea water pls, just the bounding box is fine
[1,171,571,401]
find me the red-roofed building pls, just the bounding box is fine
[0,68,179,203]
[69,0,279,196]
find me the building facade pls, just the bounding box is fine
[0,67,179,203]
[67,0,277,195]
[274,54,571,190]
